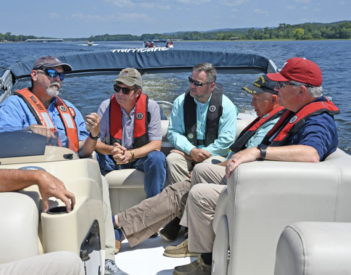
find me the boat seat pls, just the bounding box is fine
[212,148,351,275]
[107,115,254,214]
[274,222,351,275]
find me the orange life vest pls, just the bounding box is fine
[109,93,149,148]
[263,96,340,146]
[15,88,79,152]
[229,106,286,153]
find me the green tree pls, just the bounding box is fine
[293,28,305,40]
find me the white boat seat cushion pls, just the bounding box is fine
[275,222,351,275]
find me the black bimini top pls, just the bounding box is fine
[8,48,277,81]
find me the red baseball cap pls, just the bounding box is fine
[267,57,322,87]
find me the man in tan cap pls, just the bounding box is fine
[95,67,166,250]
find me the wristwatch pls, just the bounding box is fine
[257,144,267,160]
[129,150,135,162]
[89,132,100,140]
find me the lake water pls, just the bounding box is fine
[1,40,350,154]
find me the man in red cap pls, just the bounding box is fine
[226,57,339,178]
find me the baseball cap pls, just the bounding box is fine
[33,56,72,72]
[242,74,278,95]
[267,57,322,87]
[115,68,142,87]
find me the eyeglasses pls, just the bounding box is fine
[276,82,313,89]
[188,76,213,87]
[114,84,135,95]
[37,68,65,81]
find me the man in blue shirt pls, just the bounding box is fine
[167,63,237,185]
[0,56,128,275]
[173,58,339,275]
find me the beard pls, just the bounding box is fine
[46,82,61,97]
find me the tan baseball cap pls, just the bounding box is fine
[33,56,72,72]
[114,68,142,86]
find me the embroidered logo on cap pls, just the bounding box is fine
[122,71,129,77]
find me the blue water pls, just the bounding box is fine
[1,40,350,154]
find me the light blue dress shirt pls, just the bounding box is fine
[167,93,238,156]
[0,94,88,142]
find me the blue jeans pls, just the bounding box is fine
[96,151,166,198]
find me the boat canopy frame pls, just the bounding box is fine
[0,48,278,103]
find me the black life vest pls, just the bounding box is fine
[109,93,150,148]
[184,83,223,147]
[15,88,79,152]
[230,106,286,153]
[262,96,340,146]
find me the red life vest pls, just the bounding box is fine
[15,88,79,152]
[109,93,149,148]
[230,106,286,153]
[263,96,340,146]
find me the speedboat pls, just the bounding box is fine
[1,48,350,275]
[87,41,94,46]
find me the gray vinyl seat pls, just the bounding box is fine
[274,222,351,275]
[212,148,351,275]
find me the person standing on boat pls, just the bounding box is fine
[173,58,339,275]
[95,67,166,199]
[111,75,282,251]
[166,62,237,185]
[0,56,128,275]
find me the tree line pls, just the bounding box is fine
[1,21,350,42]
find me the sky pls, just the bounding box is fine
[1,0,350,38]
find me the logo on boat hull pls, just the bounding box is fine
[136,113,144,120]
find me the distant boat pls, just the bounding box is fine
[87,41,94,46]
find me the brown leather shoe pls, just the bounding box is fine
[164,239,200,258]
[173,256,211,275]
[115,240,121,254]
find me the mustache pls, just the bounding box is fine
[50,82,61,89]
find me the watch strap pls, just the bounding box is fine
[89,132,100,140]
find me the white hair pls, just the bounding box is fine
[289,80,323,97]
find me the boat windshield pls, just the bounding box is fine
[0,127,78,161]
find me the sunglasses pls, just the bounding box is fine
[188,76,213,87]
[276,82,313,89]
[38,68,65,81]
[114,84,135,95]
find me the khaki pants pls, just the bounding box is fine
[180,184,226,253]
[0,252,84,275]
[118,162,226,247]
[101,176,116,261]
[166,152,225,184]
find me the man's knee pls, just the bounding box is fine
[146,151,166,165]
[192,163,212,178]
[166,152,183,166]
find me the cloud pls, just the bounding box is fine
[101,0,134,7]
[220,0,249,6]
[286,5,296,9]
[254,8,268,14]
[140,2,154,8]
[339,1,345,4]
[176,0,210,3]
[295,0,310,3]
[50,13,60,19]
[232,8,238,12]
[314,8,322,12]
[157,5,171,9]
[302,6,308,9]
[71,12,152,23]
[300,17,309,22]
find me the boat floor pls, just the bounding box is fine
[115,231,196,275]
